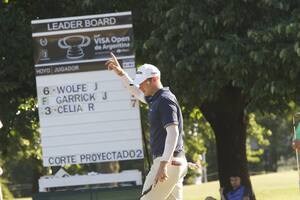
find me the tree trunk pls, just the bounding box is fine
[201,85,256,199]
[269,132,278,172]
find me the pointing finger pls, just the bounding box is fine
[110,52,121,67]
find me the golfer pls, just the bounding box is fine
[105,53,188,200]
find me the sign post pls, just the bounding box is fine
[0,121,2,200]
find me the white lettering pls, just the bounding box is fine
[47,21,83,31]
[84,17,116,28]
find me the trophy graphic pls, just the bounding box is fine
[39,37,49,61]
[58,35,90,59]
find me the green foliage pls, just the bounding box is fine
[1,98,45,196]
[246,113,271,163]
[253,102,298,171]
[183,108,210,184]
[138,2,300,191]
[141,0,300,112]
[183,109,272,182]
[0,181,14,200]
[184,108,211,161]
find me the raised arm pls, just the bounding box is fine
[105,53,146,103]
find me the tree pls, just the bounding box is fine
[140,0,300,196]
[2,0,300,198]
[255,102,298,172]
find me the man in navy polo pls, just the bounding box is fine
[106,53,188,200]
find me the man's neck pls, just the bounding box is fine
[151,85,163,96]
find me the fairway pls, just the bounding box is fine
[15,171,299,200]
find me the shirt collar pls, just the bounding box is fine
[145,87,169,104]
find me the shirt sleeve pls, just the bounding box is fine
[120,73,146,104]
[158,97,179,129]
[161,124,179,162]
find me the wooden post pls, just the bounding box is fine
[0,166,3,200]
[292,115,300,192]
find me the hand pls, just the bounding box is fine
[105,52,125,76]
[154,161,168,187]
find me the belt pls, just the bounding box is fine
[152,151,185,160]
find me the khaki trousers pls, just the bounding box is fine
[140,156,188,200]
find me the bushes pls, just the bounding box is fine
[0,181,14,200]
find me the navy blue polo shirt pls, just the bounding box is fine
[145,88,184,157]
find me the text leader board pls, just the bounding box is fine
[31,11,144,167]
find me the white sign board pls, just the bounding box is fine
[31,12,144,166]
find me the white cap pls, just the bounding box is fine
[133,64,161,86]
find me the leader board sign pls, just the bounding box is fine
[31,12,144,167]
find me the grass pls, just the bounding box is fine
[184,170,300,200]
[16,171,300,200]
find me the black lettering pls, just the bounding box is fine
[122,150,129,158]
[48,157,54,165]
[57,104,83,114]
[59,156,66,164]
[129,150,135,158]
[131,99,137,107]
[86,154,91,162]
[68,94,75,102]
[88,103,95,111]
[97,153,102,160]
[106,152,112,160]
[56,86,66,94]
[44,107,51,115]
[90,93,96,101]
[48,156,76,165]
[102,152,107,161]
[70,155,76,163]
[136,149,143,158]
[94,82,98,91]
[91,154,97,162]
[56,84,87,94]
[42,96,48,104]
[117,151,123,159]
[102,91,107,100]
[111,151,116,160]
[80,155,85,162]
